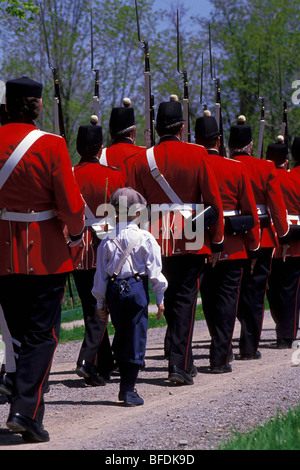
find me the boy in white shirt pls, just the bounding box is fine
[92,188,167,406]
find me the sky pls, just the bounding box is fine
[153,0,212,19]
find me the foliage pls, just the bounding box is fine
[219,405,300,450]
[201,0,300,151]
[0,0,39,29]
[0,0,300,158]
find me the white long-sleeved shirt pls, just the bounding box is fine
[92,221,168,309]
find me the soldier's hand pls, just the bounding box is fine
[156,303,165,321]
[211,252,220,268]
[282,243,289,262]
[250,258,257,274]
[97,307,108,322]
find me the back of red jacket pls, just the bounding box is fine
[0,123,85,275]
[100,139,145,187]
[233,154,289,248]
[131,139,224,257]
[274,166,300,258]
[70,158,124,270]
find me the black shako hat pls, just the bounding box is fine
[6,76,43,100]
[228,120,252,149]
[156,101,185,130]
[266,141,288,165]
[292,137,300,162]
[76,125,103,158]
[195,114,219,140]
[109,107,135,135]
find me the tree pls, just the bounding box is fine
[200,0,300,154]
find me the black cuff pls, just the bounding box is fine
[211,241,224,253]
[247,248,261,259]
[278,230,292,245]
[69,229,84,242]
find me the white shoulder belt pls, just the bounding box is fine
[0,129,56,222]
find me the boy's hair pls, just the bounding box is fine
[6,96,42,122]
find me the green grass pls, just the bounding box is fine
[59,300,204,343]
[219,405,300,450]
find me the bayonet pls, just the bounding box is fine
[39,3,66,139]
[209,22,225,156]
[90,10,100,124]
[200,52,207,112]
[177,10,190,143]
[257,47,265,159]
[135,0,155,148]
[278,54,288,147]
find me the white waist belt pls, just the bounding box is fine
[0,209,56,222]
[288,214,300,224]
[223,210,240,217]
[150,203,196,213]
[256,204,267,215]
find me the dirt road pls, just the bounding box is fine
[0,311,299,452]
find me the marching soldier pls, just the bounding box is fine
[195,112,260,373]
[228,118,290,360]
[267,137,300,348]
[0,76,85,442]
[131,100,224,385]
[70,124,125,384]
[0,80,15,396]
[99,99,144,186]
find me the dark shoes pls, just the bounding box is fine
[235,351,262,360]
[75,360,106,386]
[118,390,144,407]
[7,412,50,443]
[168,365,194,385]
[0,372,14,396]
[189,364,198,377]
[210,363,232,374]
[276,339,293,349]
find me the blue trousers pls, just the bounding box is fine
[106,276,149,367]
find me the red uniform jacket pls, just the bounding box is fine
[70,158,125,270]
[100,138,145,186]
[273,166,300,258]
[131,138,224,257]
[206,151,260,260]
[233,154,289,248]
[0,123,85,275]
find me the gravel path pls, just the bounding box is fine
[0,311,299,451]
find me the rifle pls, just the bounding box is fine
[40,4,75,307]
[135,0,155,148]
[39,3,66,139]
[90,10,100,124]
[257,47,265,159]
[209,23,225,156]
[278,54,288,148]
[177,10,190,143]
[200,52,207,112]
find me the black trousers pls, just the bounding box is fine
[72,269,114,377]
[267,257,300,342]
[237,248,273,354]
[200,260,244,367]
[162,254,205,372]
[0,273,66,424]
